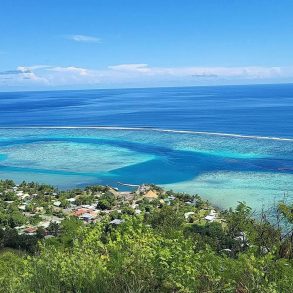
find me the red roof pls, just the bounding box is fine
[24,227,37,233]
[73,208,90,217]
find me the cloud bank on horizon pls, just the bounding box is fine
[0,63,291,90]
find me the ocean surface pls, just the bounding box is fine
[0,84,292,210]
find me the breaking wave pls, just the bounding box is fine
[0,126,293,142]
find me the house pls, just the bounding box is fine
[67,198,76,203]
[42,216,62,225]
[22,193,30,199]
[90,210,99,217]
[15,225,25,234]
[53,201,61,207]
[16,190,23,197]
[205,215,216,222]
[80,213,93,222]
[144,190,158,200]
[73,208,90,217]
[18,204,26,211]
[110,219,125,225]
[168,196,176,201]
[35,207,44,213]
[204,209,218,222]
[38,221,51,229]
[164,195,176,204]
[209,209,217,216]
[184,212,195,220]
[24,226,37,235]
[66,198,77,208]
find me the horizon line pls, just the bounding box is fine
[1,81,293,94]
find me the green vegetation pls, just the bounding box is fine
[97,191,116,210]
[0,180,292,292]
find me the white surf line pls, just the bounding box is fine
[0,126,292,142]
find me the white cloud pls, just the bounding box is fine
[16,66,48,83]
[24,65,51,70]
[48,66,89,76]
[109,64,151,73]
[67,34,101,43]
[108,64,282,79]
[0,64,291,89]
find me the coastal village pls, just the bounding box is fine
[1,179,291,292]
[0,179,220,238]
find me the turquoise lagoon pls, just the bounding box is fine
[0,127,292,211]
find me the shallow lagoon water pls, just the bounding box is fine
[0,127,292,211]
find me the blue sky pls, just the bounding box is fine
[1,0,293,90]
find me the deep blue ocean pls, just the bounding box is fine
[0,84,292,210]
[1,83,293,137]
